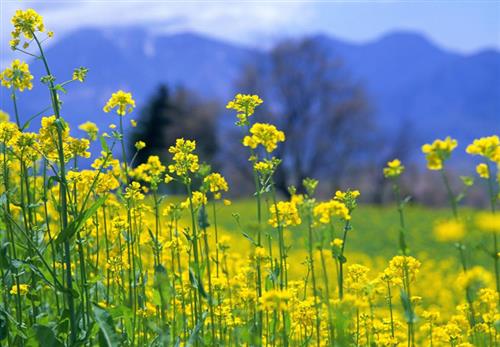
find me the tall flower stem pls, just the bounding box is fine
[186,182,202,324]
[337,220,350,300]
[440,169,476,327]
[485,163,499,293]
[32,32,76,343]
[252,169,264,343]
[306,214,321,346]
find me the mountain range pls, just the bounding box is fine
[1,27,499,147]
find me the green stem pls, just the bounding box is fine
[32,32,76,344]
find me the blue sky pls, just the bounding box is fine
[1,0,499,66]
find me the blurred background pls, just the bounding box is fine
[1,1,499,204]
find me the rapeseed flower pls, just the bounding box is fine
[10,9,47,49]
[466,135,499,161]
[475,212,500,234]
[421,137,457,170]
[10,284,29,295]
[434,219,466,242]
[226,93,263,126]
[0,60,33,91]
[243,123,285,153]
[475,163,489,179]
[78,121,99,141]
[383,159,405,178]
[103,90,135,116]
[268,201,301,228]
[168,138,199,178]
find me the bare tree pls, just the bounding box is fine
[228,37,373,196]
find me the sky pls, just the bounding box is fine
[1,0,499,66]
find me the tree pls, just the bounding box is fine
[130,84,219,168]
[227,37,373,196]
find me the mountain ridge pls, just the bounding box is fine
[0,28,498,147]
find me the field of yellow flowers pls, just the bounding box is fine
[0,8,499,347]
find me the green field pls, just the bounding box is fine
[212,199,488,265]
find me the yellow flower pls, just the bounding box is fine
[334,189,360,212]
[10,9,47,49]
[10,284,29,295]
[313,200,350,223]
[164,174,173,184]
[243,123,285,153]
[103,90,135,116]
[130,119,137,127]
[457,266,492,290]
[475,163,490,179]
[254,246,267,259]
[78,121,99,141]
[72,67,88,82]
[204,172,229,199]
[67,137,91,159]
[254,160,273,173]
[135,141,146,150]
[268,201,301,228]
[421,137,457,170]
[226,93,263,125]
[131,155,165,188]
[331,238,344,248]
[387,256,421,283]
[124,181,145,201]
[434,219,465,242]
[475,212,500,234]
[181,191,207,210]
[259,289,292,312]
[466,135,499,162]
[383,159,404,178]
[0,60,33,92]
[168,138,199,177]
[0,110,10,123]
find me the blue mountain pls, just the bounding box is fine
[1,28,498,146]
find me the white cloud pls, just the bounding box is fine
[0,1,312,66]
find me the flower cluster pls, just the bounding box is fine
[466,135,500,162]
[168,138,199,178]
[421,136,458,170]
[103,90,136,116]
[131,155,166,189]
[475,212,500,234]
[383,159,405,178]
[268,201,301,228]
[78,121,99,141]
[203,172,229,199]
[243,123,285,153]
[10,8,49,49]
[313,199,351,223]
[0,59,33,92]
[226,93,263,125]
[434,219,465,242]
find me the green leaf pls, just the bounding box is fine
[55,196,107,245]
[93,304,120,347]
[197,205,210,229]
[189,268,210,302]
[400,289,417,324]
[34,324,64,347]
[0,311,7,341]
[0,243,10,270]
[99,135,110,154]
[241,232,256,246]
[186,311,207,347]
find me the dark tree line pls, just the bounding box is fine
[130,85,219,166]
